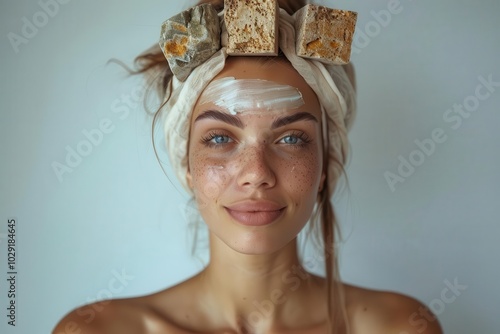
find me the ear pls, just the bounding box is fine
[318,171,326,193]
[186,167,193,190]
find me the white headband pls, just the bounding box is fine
[162,8,356,196]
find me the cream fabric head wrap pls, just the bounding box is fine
[163,9,356,197]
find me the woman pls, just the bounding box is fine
[54,0,443,333]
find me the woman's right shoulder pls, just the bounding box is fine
[52,286,196,334]
[52,298,147,334]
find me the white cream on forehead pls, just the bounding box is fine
[198,77,305,115]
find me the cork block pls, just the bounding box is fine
[294,4,357,65]
[159,4,221,81]
[224,0,279,55]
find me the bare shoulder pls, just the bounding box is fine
[52,298,148,334]
[344,284,443,334]
[52,286,194,334]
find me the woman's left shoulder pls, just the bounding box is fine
[343,283,443,334]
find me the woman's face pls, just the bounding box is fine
[187,57,325,255]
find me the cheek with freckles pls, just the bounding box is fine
[280,149,322,205]
[188,152,232,211]
[188,126,323,218]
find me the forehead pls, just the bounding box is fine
[193,57,321,117]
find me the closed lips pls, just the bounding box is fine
[225,201,286,226]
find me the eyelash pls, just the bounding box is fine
[201,130,311,148]
[279,131,311,148]
[201,131,233,149]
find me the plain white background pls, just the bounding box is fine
[1,0,499,333]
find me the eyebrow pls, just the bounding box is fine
[194,110,244,128]
[271,111,318,129]
[194,110,318,129]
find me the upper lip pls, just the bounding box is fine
[225,200,285,212]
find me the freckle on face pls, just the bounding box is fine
[186,57,324,254]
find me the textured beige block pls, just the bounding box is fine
[159,4,221,81]
[224,0,278,55]
[294,4,357,65]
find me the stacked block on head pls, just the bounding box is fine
[224,0,279,55]
[159,4,221,81]
[294,4,357,65]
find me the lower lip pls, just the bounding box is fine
[225,208,285,226]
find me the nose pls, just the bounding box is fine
[236,145,276,189]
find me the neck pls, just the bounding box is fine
[194,233,326,333]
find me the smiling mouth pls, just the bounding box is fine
[224,207,286,226]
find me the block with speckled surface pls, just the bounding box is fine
[224,0,279,55]
[294,4,357,65]
[159,4,220,81]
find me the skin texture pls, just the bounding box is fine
[187,57,325,257]
[53,58,443,334]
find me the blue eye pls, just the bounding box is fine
[212,135,230,144]
[282,136,300,144]
[202,132,233,147]
[279,131,311,146]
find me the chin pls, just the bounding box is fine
[226,241,288,256]
[215,227,300,255]
[201,206,311,255]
